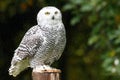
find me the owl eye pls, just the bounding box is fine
[45,12,50,15]
[55,11,58,14]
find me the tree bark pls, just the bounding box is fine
[32,69,61,80]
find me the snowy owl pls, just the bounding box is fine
[9,6,66,77]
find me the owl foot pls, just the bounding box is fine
[43,65,52,70]
[33,65,58,73]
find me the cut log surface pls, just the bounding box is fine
[32,69,61,80]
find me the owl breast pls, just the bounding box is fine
[30,24,66,68]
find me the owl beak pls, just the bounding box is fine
[52,16,55,20]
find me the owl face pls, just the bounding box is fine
[37,6,62,25]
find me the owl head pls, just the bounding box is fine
[37,6,62,25]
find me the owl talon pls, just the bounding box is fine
[33,65,53,72]
[43,65,53,71]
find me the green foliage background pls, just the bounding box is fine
[0,0,120,80]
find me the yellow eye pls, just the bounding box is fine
[55,11,58,14]
[45,12,50,15]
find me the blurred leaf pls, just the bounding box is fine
[88,35,99,45]
[109,50,116,57]
[116,47,120,53]
[63,4,74,11]
[75,49,84,56]
[95,1,107,11]
[88,14,97,26]
[114,37,120,44]
[115,15,120,24]
[102,58,113,70]
[108,32,116,40]
[70,0,84,5]
[81,4,93,12]
[71,15,81,25]
[91,21,104,34]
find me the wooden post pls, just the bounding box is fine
[32,69,61,80]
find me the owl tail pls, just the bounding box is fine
[9,59,29,77]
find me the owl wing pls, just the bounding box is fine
[12,25,43,65]
[9,25,44,77]
[17,27,43,59]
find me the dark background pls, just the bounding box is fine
[0,0,120,80]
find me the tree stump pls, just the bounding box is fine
[32,69,61,80]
